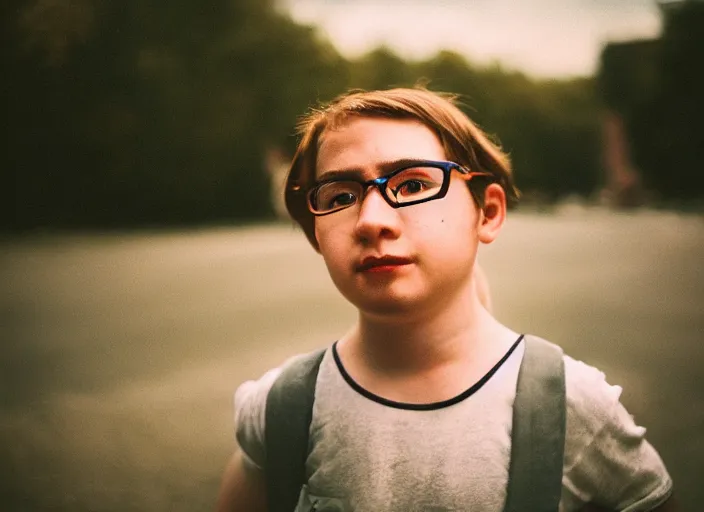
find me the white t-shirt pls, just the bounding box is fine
[234,336,672,511]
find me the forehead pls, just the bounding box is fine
[315,117,446,178]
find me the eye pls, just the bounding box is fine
[327,192,357,209]
[396,179,428,196]
[387,166,444,203]
[312,180,360,212]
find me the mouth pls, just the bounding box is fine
[356,255,414,273]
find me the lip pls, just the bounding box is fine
[356,255,414,272]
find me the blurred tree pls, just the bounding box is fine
[4,0,606,231]
[504,77,601,200]
[417,51,486,107]
[417,52,601,200]
[348,46,418,90]
[5,0,347,229]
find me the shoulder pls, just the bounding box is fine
[560,354,672,510]
[563,355,624,440]
[520,337,624,453]
[234,349,328,470]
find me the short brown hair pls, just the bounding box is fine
[285,87,519,250]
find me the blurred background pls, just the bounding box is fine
[2,0,703,510]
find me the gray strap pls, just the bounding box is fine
[264,337,565,512]
[265,348,326,512]
[503,335,566,512]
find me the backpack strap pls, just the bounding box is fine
[263,337,566,512]
[503,335,566,512]
[264,348,326,512]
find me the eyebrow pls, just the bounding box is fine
[316,158,433,182]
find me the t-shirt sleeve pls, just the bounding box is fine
[233,366,283,471]
[562,357,673,511]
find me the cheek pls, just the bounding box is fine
[314,219,322,249]
[407,193,478,243]
[314,218,335,251]
[413,216,476,253]
[315,219,347,268]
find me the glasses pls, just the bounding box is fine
[307,160,493,215]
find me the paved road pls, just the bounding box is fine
[1,210,702,510]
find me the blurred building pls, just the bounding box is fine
[598,38,658,207]
[597,0,704,206]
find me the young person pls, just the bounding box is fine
[216,88,674,511]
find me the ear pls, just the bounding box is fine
[477,183,506,244]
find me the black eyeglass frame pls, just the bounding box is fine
[307,159,493,216]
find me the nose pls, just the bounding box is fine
[354,186,402,245]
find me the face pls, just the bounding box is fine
[314,116,500,318]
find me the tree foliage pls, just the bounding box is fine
[355,50,602,200]
[5,0,346,229]
[4,0,617,230]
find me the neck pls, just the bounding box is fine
[346,285,503,376]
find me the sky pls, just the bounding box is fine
[279,0,664,78]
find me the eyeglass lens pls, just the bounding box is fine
[311,166,446,213]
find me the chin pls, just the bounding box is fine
[344,287,427,318]
[357,301,418,320]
